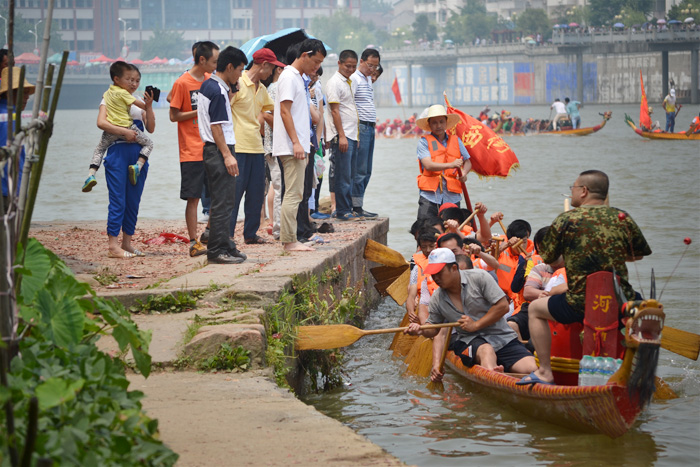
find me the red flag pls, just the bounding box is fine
[391,76,402,105]
[639,70,652,130]
[443,93,519,178]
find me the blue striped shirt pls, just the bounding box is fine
[351,69,376,122]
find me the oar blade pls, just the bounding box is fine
[661,326,700,361]
[385,268,410,306]
[364,239,408,268]
[404,336,434,377]
[295,324,364,350]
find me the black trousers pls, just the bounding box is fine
[203,143,238,259]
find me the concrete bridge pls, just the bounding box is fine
[378,30,700,107]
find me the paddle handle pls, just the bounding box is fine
[363,322,459,336]
[498,220,508,238]
[458,210,478,231]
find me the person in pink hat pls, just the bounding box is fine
[405,248,537,382]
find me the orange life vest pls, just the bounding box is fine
[412,252,439,297]
[497,239,537,312]
[417,134,462,194]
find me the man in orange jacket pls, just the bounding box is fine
[415,105,472,220]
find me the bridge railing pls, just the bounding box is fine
[552,28,700,45]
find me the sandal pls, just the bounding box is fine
[244,235,268,245]
[132,249,146,257]
[108,250,135,259]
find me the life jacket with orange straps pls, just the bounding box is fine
[417,134,462,195]
[412,252,439,297]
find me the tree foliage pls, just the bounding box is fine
[668,0,700,20]
[310,9,379,54]
[140,27,188,60]
[412,14,438,41]
[516,8,551,34]
[588,0,655,26]
[443,0,498,44]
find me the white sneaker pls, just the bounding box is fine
[198,213,209,224]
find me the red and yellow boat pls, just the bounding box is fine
[625,114,700,140]
[533,111,612,136]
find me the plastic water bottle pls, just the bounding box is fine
[579,355,593,386]
[591,357,604,386]
[616,358,623,373]
[601,357,617,384]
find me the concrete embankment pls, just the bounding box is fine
[66,217,405,465]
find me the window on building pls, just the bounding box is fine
[141,0,163,29]
[18,0,41,7]
[210,0,231,29]
[119,0,139,7]
[165,3,207,29]
[58,18,75,30]
[232,0,252,7]
[75,0,94,7]
[76,19,94,30]
[278,0,301,7]
[77,40,94,51]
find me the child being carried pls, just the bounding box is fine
[82,61,153,192]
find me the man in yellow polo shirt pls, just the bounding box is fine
[229,48,282,243]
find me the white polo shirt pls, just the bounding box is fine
[324,70,358,141]
[197,74,235,146]
[273,66,310,156]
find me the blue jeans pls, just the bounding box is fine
[331,137,357,216]
[103,141,148,237]
[665,112,675,133]
[229,152,265,239]
[353,123,375,209]
[571,116,580,129]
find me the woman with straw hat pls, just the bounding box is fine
[415,104,471,220]
[1,66,36,210]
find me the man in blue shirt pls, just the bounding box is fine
[564,97,581,129]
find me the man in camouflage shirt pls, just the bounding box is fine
[518,170,651,385]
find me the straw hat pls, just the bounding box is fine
[416,105,461,132]
[0,67,36,96]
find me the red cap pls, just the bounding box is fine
[252,48,286,68]
[438,202,458,213]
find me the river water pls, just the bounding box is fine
[35,103,700,465]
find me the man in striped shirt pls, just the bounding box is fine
[350,48,380,218]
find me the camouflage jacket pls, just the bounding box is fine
[540,205,651,313]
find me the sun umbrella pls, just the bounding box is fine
[657,19,667,24]
[131,58,145,65]
[569,22,579,27]
[527,39,537,44]
[668,19,682,25]
[444,39,453,44]
[553,24,561,28]
[89,54,115,63]
[239,28,330,63]
[15,52,41,64]
[403,39,412,44]
[66,60,80,66]
[685,17,695,23]
[560,24,570,28]
[614,23,625,28]
[47,52,63,63]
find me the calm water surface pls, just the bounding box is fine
[37,103,700,465]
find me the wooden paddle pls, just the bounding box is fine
[364,239,409,268]
[654,376,678,400]
[389,312,411,351]
[426,328,452,393]
[456,168,477,231]
[385,268,410,306]
[404,335,433,377]
[295,322,460,351]
[458,209,478,231]
[498,220,508,238]
[661,326,700,361]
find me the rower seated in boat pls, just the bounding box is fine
[521,170,652,385]
[405,248,537,382]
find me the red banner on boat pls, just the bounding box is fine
[639,70,652,131]
[391,76,402,105]
[443,94,519,178]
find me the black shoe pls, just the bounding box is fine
[354,208,377,218]
[229,248,247,261]
[208,253,244,264]
[200,228,209,245]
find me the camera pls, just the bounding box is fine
[145,85,161,102]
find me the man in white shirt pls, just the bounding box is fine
[197,46,248,264]
[350,48,380,218]
[272,38,326,252]
[325,49,360,221]
[550,98,568,131]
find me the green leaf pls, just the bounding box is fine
[18,238,53,303]
[35,377,85,410]
[34,289,84,347]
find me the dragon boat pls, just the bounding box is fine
[531,111,612,136]
[624,114,700,141]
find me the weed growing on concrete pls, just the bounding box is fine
[197,343,250,372]
[94,267,118,286]
[263,268,367,392]
[130,291,197,314]
[182,316,204,345]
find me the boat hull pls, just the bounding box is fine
[633,128,700,140]
[445,352,641,438]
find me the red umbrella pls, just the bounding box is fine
[89,54,116,63]
[15,52,41,64]
[66,60,80,66]
[145,56,161,65]
[131,58,145,65]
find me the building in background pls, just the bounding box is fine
[13,0,361,59]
